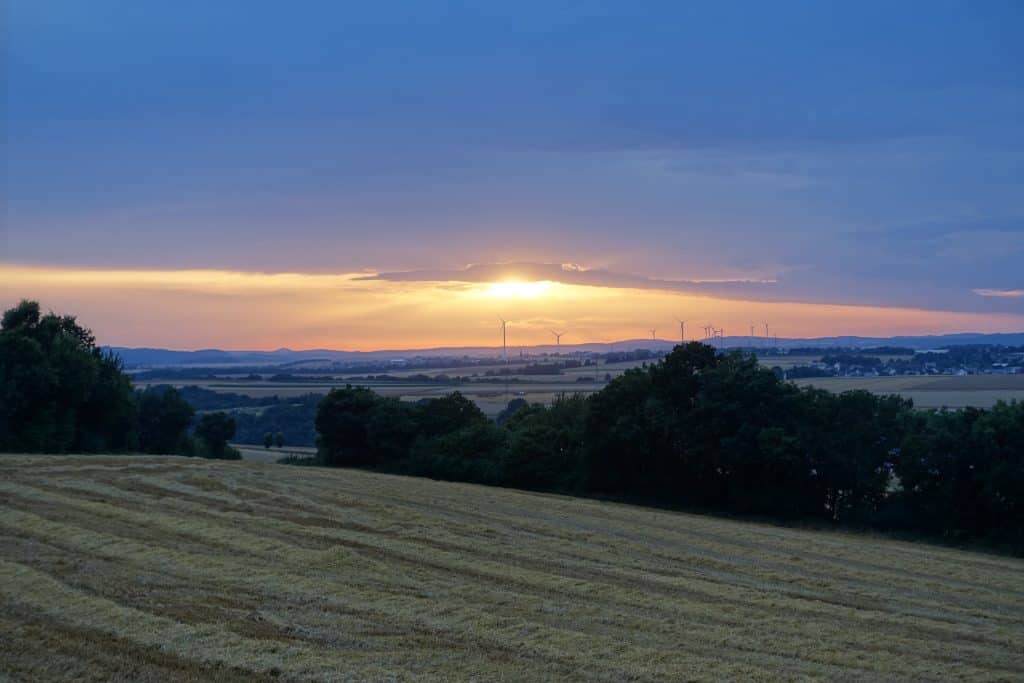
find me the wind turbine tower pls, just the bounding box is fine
[499,317,508,363]
[676,319,686,343]
[551,330,565,347]
[650,329,657,341]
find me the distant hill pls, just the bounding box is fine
[105,332,1024,368]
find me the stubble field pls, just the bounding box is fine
[2,455,1021,681]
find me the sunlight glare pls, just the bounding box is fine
[482,280,554,299]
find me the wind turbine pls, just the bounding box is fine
[551,330,565,347]
[676,318,686,343]
[649,329,657,341]
[498,316,508,363]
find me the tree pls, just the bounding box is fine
[495,397,528,425]
[896,401,1024,545]
[263,432,274,449]
[504,395,587,491]
[0,299,136,453]
[414,392,488,437]
[315,386,382,466]
[136,386,194,454]
[194,412,239,459]
[405,420,508,484]
[274,432,285,448]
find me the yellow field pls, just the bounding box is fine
[2,456,1022,681]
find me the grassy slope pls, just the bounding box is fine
[1,456,1022,682]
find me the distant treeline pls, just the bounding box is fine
[141,384,321,447]
[312,344,1024,552]
[485,361,583,376]
[231,394,320,447]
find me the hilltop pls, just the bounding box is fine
[1,455,1021,681]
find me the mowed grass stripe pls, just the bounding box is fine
[229,461,1024,584]
[0,560,565,682]
[4,499,1018,680]
[0,512,842,681]
[69,465,1024,618]
[175,461,1022,616]
[4,464,1019,647]
[2,483,1015,679]
[2,456,1023,681]
[7,474,1020,649]
[4,464,1019,655]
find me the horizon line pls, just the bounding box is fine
[103,330,1024,356]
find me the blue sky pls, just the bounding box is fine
[5,1,1023,326]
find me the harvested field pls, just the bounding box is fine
[232,444,317,464]
[1,455,1022,681]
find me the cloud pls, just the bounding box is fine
[973,288,1024,298]
[356,262,777,298]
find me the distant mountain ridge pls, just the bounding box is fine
[106,332,1024,367]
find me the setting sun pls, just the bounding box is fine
[481,280,554,299]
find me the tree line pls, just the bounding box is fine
[0,301,239,459]
[314,343,1023,551]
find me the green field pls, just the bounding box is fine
[2,455,1022,681]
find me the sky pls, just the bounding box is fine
[3,1,1023,349]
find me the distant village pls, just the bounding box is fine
[767,345,1024,379]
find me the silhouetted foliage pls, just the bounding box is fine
[230,393,321,447]
[503,395,587,491]
[495,397,528,425]
[193,412,240,459]
[313,342,1024,552]
[136,386,194,454]
[894,402,1024,546]
[0,300,136,453]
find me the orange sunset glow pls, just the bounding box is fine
[4,264,1022,350]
